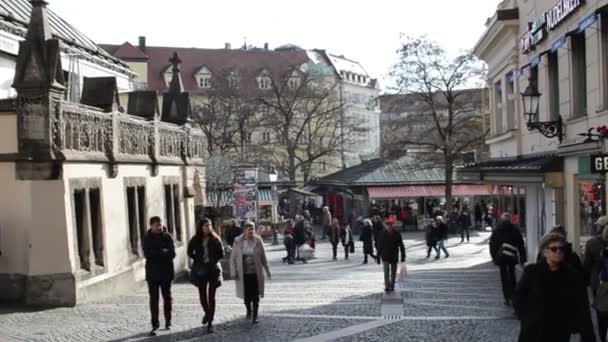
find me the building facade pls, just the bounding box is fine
[0,1,205,306]
[461,0,608,257]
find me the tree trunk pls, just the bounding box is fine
[444,155,454,214]
[288,151,297,218]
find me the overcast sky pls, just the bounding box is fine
[48,0,500,89]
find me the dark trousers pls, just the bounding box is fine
[363,250,376,263]
[331,242,338,259]
[147,281,172,328]
[499,263,516,301]
[198,280,217,322]
[460,226,470,242]
[383,262,397,290]
[598,311,608,342]
[426,245,438,257]
[344,246,350,260]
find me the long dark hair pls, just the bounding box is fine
[196,218,221,242]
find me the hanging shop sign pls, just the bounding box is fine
[591,154,608,173]
[521,0,584,54]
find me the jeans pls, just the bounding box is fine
[331,242,338,259]
[198,280,217,323]
[499,263,516,301]
[460,226,470,242]
[147,281,172,328]
[436,239,449,257]
[383,262,397,290]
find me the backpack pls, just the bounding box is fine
[498,243,519,265]
[594,246,608,312]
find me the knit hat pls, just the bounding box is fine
[539,232,566,252]
[387,216,396,225]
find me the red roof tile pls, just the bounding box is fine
[108,42,148,60]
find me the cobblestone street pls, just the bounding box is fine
[0,231,519,341]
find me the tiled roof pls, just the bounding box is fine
[102,44,311,92]
[101,42,147,60]
[0,0,131,75]
[460,153,561,173]
[315,154,446,186]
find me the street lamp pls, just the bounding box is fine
[520,76,563,142]
[269,169,279,245]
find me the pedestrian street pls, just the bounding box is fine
[0,231,519,342]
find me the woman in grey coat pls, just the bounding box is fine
[230,221,271,324]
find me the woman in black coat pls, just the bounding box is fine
[425,219,439,258]
[513,233,595,342]
[360,219,376,264]
[187,218,225,333]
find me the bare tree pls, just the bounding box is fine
[388,35,488,213]
[259,67,360,184]
[205,155,234,234]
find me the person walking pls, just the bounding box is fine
[376,217,406,292]
[224,219,242,247]
[282,229,295,264]
[143,216,176,336]
[489,214,526,306]
[230,221,271,324]
[341,223,354,260]
[372,215,384,257]
[425,218,440,258]
[187,218,224,334]
[584,216,608,342]
[360,219,377,264]
[474,203,483,229]
[329,218,341,261]
[435,216,450,259]
[458,209,472,243]
[293,216,309,262]
[513,233,595,342]
[536,225,583,275]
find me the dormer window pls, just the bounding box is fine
[199,76,211,88]
[258,77,271,89]
[288,77,300,90]
[228,74,239,89]
[262,131,271,143]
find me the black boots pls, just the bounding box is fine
[252,301,259,324]
[207,321,214,334]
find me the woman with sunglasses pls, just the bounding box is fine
[513,233,594,342]
[187,218,224,334]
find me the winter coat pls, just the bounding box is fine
[187,235,224,287]
[377,228,406,264]
[329,223,341,245]
[340,227,354,248]
[489,221,527,265]
[425,224,439,247]
[458,213,472,229]
[437,222,449,240]
[360,224,374,254]
[322,211,332,226]
[372,221,385,246]
[584,235,606,294]
[512,262,595,342]
[143,230,176,283]
[225,224,243,247]
[294,219,308,246]
[230,235,270,299]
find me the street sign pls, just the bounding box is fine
[591,154,608,173]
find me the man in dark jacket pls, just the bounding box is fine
[372,215,384,256]
[435,216,450,259]
[489,213,526,306]
[458,209,472,243]
[360,219,376,264]
[584,215,608,342]
[143,216,176,335]
[377,217,406,292]
[225,219,243,247]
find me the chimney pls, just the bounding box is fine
[138,36,146,52]
[225,42,231,50]
[264,42,269,50]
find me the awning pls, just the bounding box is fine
[206,190,232,207]
[289,187,320,197]
[257,188,273,206]
[368,184,494,199]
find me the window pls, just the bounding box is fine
[72,184,105,273]
[493,80,503,134]
[244,132,252,144]
[262,131,271,143]
[578,178,606,249]
[126,184,146,258]
[530,65,539,122]
[164,182,182,242]
[548,51,560,120]
[321,161,327,172]
[288,77,300,90]
[506,72,515,129]
[258,77,271,89]
[228,73,239,89]
[571,31,587,118]
[199,76,211,88]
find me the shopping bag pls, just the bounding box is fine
[397,263,408,282]
[298,244,314,260]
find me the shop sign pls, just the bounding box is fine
[521,0,584,54]
[591,154,608,173]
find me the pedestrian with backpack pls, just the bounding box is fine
[513,233,595,342]
[585,216,608,342]
[489,213,526,306]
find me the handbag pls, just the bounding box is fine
[398,263,408,282]
[189,261,209,287]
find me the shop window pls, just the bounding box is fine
[548,51,560,120]
[578,180,606,242]
[571,31,587,118]
[164,183,182,242]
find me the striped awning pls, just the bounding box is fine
[257,188,273,206]
[368,184,494,199]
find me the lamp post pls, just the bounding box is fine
[521,76,563,142]
[269,170,279,245]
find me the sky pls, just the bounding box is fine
[47,0,501,90]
